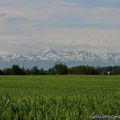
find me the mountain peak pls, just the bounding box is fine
[0,48,120,68]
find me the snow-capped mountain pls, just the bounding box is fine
[0,48,120,68]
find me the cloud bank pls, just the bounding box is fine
[0,0,120,53]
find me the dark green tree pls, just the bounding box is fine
[31,66,40,75]
[11,65,22,75]
[0,69,3,75]
[53,62,68,75]
[48,68,55,75]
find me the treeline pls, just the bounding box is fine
[0,63,120,75]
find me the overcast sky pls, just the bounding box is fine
[0,0,120,54]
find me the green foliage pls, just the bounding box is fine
[53,62,68,75]
[0,75,120,120]
[1,64,120,75]
[0,69,3,75]
[31,66,40,75]
[11,65,24,75]
[69,65,98,75]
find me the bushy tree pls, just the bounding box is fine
[70,65,98,75]
[31,66,40,75]
[53,62,68,75]
[1,64,120,75]
[0,69,3,75]
[3,68,12,75]
[11,65,23,75]
[39,68,47,75]
[48,68,55,75]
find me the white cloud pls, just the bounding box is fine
[0,0,120,53]
[0,28,120,53]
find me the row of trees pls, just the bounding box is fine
[0,63,120,75]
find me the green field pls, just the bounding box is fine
[0,75,120,120]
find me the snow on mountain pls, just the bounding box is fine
[0,48,120,68]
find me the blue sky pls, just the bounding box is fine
[69,0,120,8]
[0,0,120,54]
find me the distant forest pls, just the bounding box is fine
[0,62,120,75]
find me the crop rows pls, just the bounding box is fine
[0,76,120,120]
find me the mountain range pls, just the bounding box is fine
[0,48,120,69]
